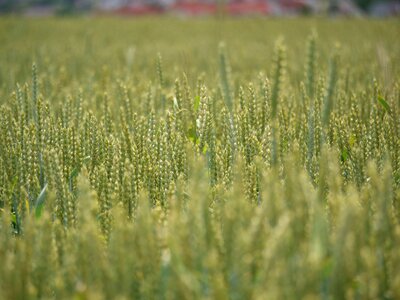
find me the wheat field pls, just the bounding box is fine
[0,17,399,299]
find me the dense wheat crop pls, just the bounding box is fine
[0,17,399,299]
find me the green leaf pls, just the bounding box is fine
[69,156,90,192]
[202,144,208,155]
[173,97,179,111]
[193,95,200,112]
[35,183,48,219]
[70,168,80,180]
[341,148,348,162]
[377,96,391,114]
[73,156,91,171]
[187,126,196,142]
[11,212,17,224]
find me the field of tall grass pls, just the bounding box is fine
[0,18,399,299]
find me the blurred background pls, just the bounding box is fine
[0,0,399,17]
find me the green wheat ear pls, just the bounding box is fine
[32,63,38,122]
[305,30,317,99]
[322,48,339,129]
[270,38,286,121]
[157,52,164,87]
[218,42,233,112]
